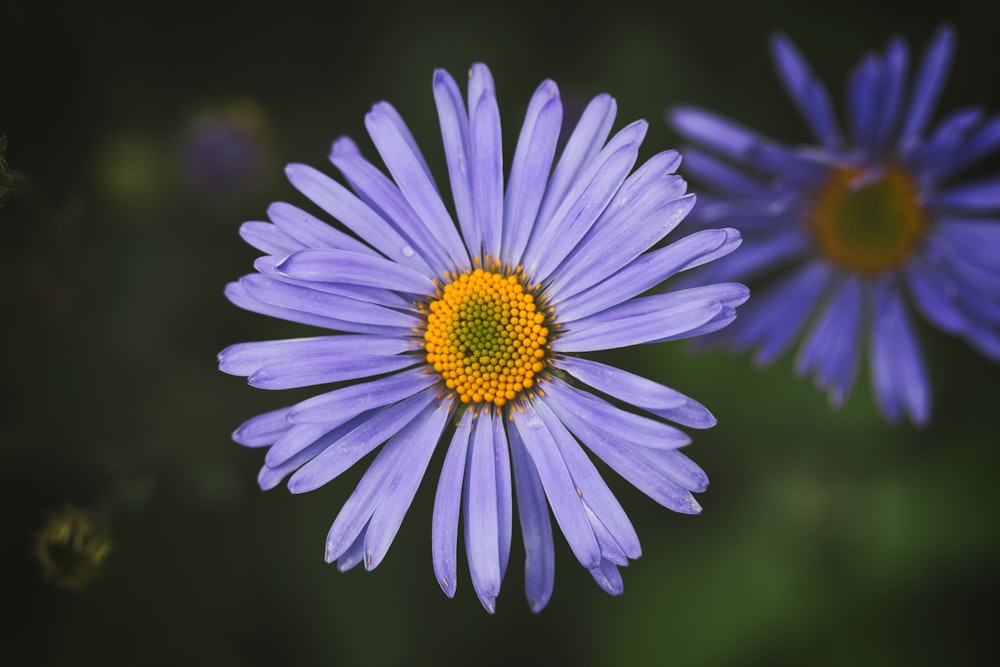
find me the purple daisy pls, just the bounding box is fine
[220,63,746,612]
[669,25,1000,426]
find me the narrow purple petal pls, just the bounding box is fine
[252,254,416,310]
[914,108,984,182]
[328,136,458,275]
[679,147,770,195]
[465,412,502,613]
[232,406,293,448]
[539,385,704,513]
[513,403,601,570]
[324,416,420,564]
[225,279,409,336]
[899,24,956,151]
[266,411,374,469]
[258,414,372,489]
[363,400,453,570]
[546,151,689,295]
[365,105,468,269]
[218,335,414,378]
[554,299,725,353]
[870,279,930,426]
[525,141,640,282]
[284,163,433,273]
[267,201,375,256]
[432,69,478,255]
[470,86,504,259]
[239,274,421,330]
[795,274,864,406]
[492,414,513,579]
[730,261,832,365]
[536,94,617,227]
[904,259,967,334]
[503,81,562,266]
[532,399,641,559]
[239,220,301,256]
[770,33,842,148]
[699,231,808,284]
[541,377,691,449]
[554,228,742,321]
[508,422,555,613]
[669,107,762,161]
[847,53,882,148]
[287,367,436,425]
[334,528,367,572]
[276,248,436,293]
[432,413,473,599]
[286,387,437,493]
[555,356,716,429]
[873,37,910,149]
[589,559,625,596]
[247,353,419,391]
[943,113,1000,178]
[930,176,1000,212]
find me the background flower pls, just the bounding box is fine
[670,25,1000,426]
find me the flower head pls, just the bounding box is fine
[220,63,746,612]
[669,25,1000,426]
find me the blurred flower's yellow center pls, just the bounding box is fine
[811,165,927,274]
[424,265,549,407]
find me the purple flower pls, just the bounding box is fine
[669,26,1000,426]
[220,63,746,612]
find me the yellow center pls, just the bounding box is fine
[811,165,928,274]
[423,265,549,407]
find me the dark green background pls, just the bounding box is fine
[3,1,998,665]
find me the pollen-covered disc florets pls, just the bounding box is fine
[423,263,550,407]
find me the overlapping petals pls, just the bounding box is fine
[221,63,745,611]
[670,25,1000,426]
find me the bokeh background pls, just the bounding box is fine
[3,0,999,664]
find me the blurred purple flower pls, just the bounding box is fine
[670,25,1000,426]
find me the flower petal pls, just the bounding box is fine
[513,403,601,570]
[770,32,842,148]
[232,406,293,448]
[730,261,832,366]
[287,367,437,425]
[503,81,562,266]
[898,24,955,151]
[532,399,641,559]
[539,384,705,513]
[432,69,478,255]
[285,163,433,272]
[328,136,457,274]
[469,72,504,259]
[287,387,438,493]
[366,104,467,267]
[536,93,617,226]
[795,274,865,407]
[508,421,555,613]
[555,356,716,429]
[218,335,414,378]
[554,227,742,321]
[554,299,725,353]
[432,413,473,599]
[870,278,930,426]
[464,412,502,613]
[362,400,453,570]
[276,248,436,293]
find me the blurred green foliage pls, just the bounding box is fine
[2,1,998,665]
